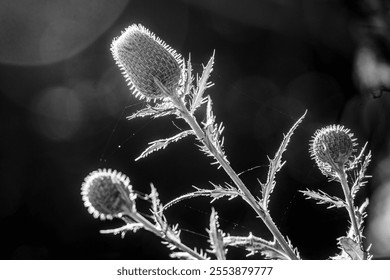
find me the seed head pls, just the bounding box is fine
[111,24,182,100]
[309,125,356,176]
[81,169,135,220]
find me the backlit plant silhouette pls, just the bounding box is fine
[81,24,372,260]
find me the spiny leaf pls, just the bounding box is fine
[190,51,215,113]
[330,251,351,260]
[358,198,369,225]
[161,228,182,251]
[205,95,213,124]
[261,110,307,210]
[135,130,194,161]
[300,188,346,209]
[285,236,301,259]
[339,237,365,260]
[345,199,369,242]
[169,248,209,260]
[148,183,168,230]
[207,208,226,260]
[223,233,289,260]
[162,224,209,261]
[162,183,241,211]
[199,97,228,168]
[161,222,210,260]
[169,252,197,260]
[127,102,176,120]
[147,185,208,260]
[182,55,194,101]
[351,148,371,199]
[100,223,143,238]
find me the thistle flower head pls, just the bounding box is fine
[111,24,182,100]
[81,168,135,220]
[309,125,356,177]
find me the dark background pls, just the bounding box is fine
[1,0,390,260]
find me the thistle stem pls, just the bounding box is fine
[170,95,298,260]
[338,168,364,253]
[123,212,205,260]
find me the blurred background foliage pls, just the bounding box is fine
[1,0,390,259]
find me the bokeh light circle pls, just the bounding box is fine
[0,0,129,65]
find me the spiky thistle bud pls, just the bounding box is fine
[111,24,182,100]
[81,169,135,220]
[309,125,356,177]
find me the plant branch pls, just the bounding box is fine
[122,211,205,260]
[337,168,364,255]
[168,93,298,260]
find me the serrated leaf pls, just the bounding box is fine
[169,252,197,260]
[351,148,371,199]
[169,248,210,260]
[330,252,351,260]
[358,198,369,221]
[207,208,226,260]
[199,96,228,168]
[183,55,193,100]
[147,183,167,230]
[345,199,369,241]
[285,236,301,259]
[206,96,213,122]
[127,106,155,120]
[261,110,307,210]
[127,102,176,120]
[223,233,289,260]
[190,51,215,113]
[162,183,240,211]
[100,223,144,238]
[300,189,346,209]
[339,237,365,260]
[135,130,193,161]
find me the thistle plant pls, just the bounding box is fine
[303,125,372,259]
[81,24,373,260]
[82,168,206,259]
